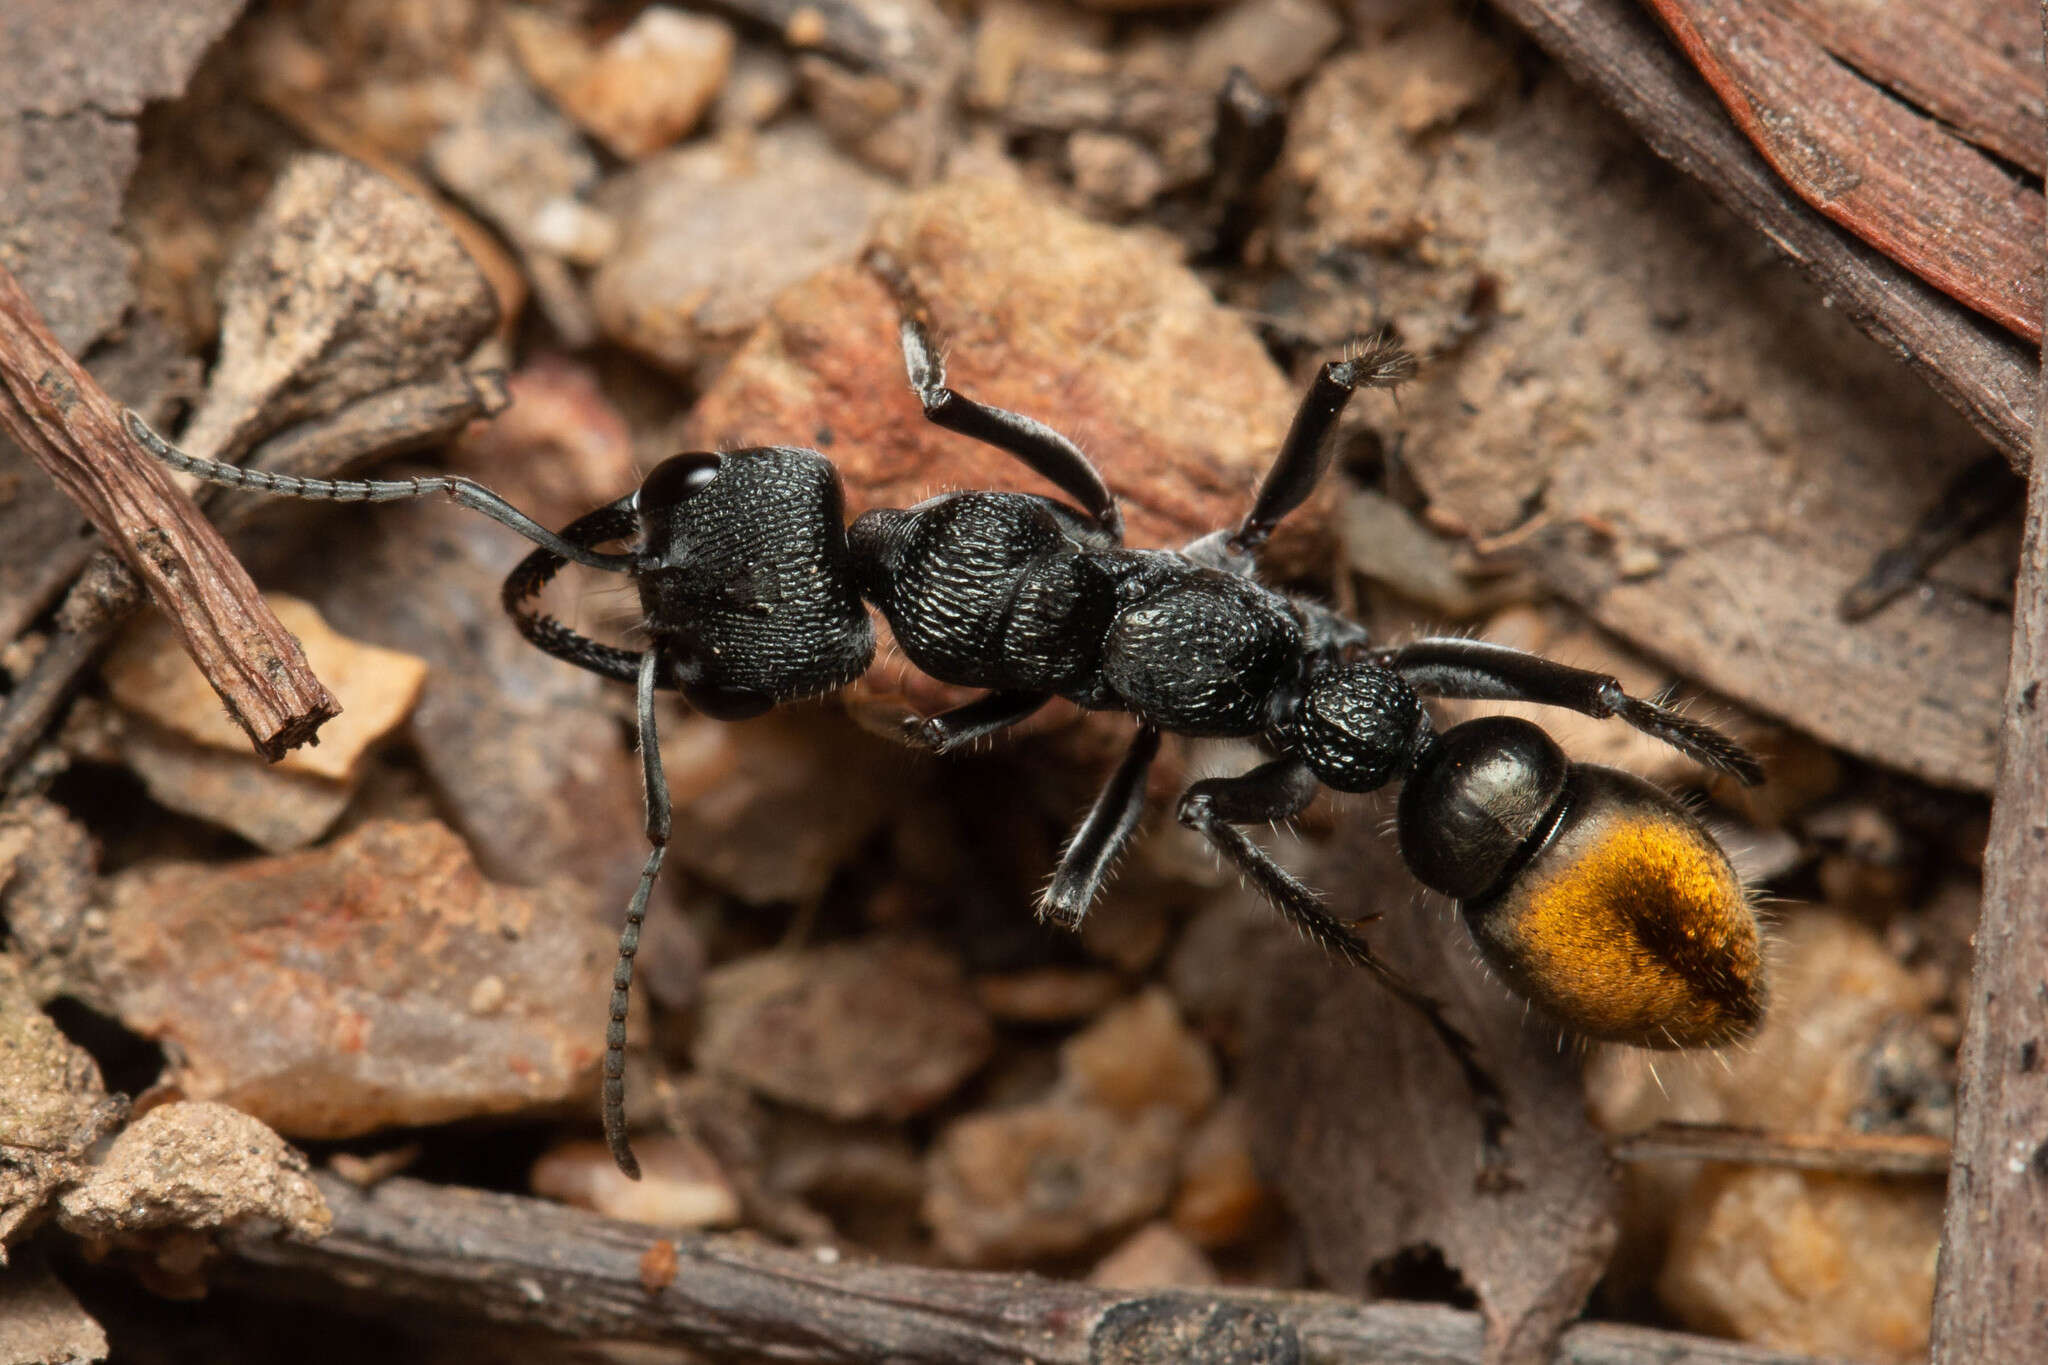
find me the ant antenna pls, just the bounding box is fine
[123,410,639,576]
[604,647,671,1179]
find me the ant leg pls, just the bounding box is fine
[125,410,637,575]
[865,250,1123,541]
[1205,68,1287,264]
[1228,338,1415,557]
[1041,726,1162,929]
[501,496,646,685]
[1839,451,2015,621]
[1177,757,1512,1182]
[904,689,1052,754]
[603,648,673,1180]
[1379,637,1764,785]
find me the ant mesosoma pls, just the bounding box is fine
[126,264,1767,1185]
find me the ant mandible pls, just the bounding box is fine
[127,258,1767,1184]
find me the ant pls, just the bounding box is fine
[126,262,1767,1185]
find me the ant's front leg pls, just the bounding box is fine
[1377,637,1764,785]
[1175,756,1513,1185]
[904,688,1053,754]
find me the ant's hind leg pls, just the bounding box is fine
[1378,637,1764,786]
[1176,757,1513,1184]
[904,689,1053,754]
[602,648,674,1180]
[1227,338,1415,557]
[1041,726,1162,930]
[864,250,1123,541]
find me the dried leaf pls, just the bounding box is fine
[1286,31,2009,789]
[1644,0,2041,339]
[1244,832,1618,1365]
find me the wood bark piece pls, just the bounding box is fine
[1765,0,2043,175]
[0,263,338,760]
[220,1171,1869,1364]
[1615,1122,1951,1179]
[0,0,247,355]
[1483,0,2034,471]
[1641,0,2041,341]
[1929,268,2048,1359]
[1247,834,1618,1365]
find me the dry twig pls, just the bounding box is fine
[1929,285,2048,1359]
[0,263,338,761]
[221,1172,1868,1365]
[1614,1122,1951,1179]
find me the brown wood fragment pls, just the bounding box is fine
[1929,302,2048,1360]
[0,263,338,761]
[220,1172,1863,1364]
[636,1238,680,1294]
[1641,0,2042,341]
[1765,0,2043,175]
[1483,0,2034,470]
[1614,1121,1951,1178]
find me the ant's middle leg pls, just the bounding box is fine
[1376,637,1765,785]
[1041,725,1162,929]
[904,688,1053,754]
[1176,756,1512,1182]
[1226,337,1416,557]
[865,250,1122,541]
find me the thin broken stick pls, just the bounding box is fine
[0,262,337,760]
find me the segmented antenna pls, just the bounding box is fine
[122,410,638,575]
[602,650,672,1179]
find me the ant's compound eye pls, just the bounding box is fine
[682,679,775,721]
[638,452,722,512]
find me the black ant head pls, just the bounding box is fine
[1397,715,1764,1048]
[634,448,875,719]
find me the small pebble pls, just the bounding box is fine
[1089,1221,1219,1289]
[508,5,736,160]
[696,939,994,1121]
[104,595,427,783]
[1171,1097,1271,1248]
[92,820,613,1140]
[1059,988,1218,1122]
[592,125,898,377]
[925,1100,1182,1264]
[1659,1166,1942,1365]
[1187,0,1342,92]
[532,1136,742,1229]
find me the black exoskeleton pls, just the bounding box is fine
[127,264,1768,1187]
